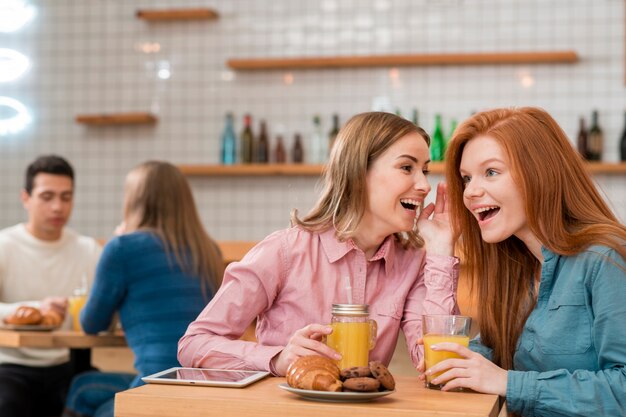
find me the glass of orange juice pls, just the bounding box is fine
[68,288,87,332]
[422,314,472,390]
[326,304,377,370]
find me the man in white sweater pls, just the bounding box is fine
[0,155,102,417]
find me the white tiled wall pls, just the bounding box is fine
[1,0,625,240]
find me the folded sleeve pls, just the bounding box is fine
[402,254,460,368]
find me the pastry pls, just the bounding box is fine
[3,306,43,325]
[342,376,380,392]
[40,310,64,326]
[286,355,343,392]
[369,361,396,390]
[340,366,372,379]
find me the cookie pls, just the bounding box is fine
[342,377,380,392]
[369,361,396,390]
[340,366,372,379]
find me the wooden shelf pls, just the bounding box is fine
[179,164,327,177]
[136,8,218,21]
[178,163,444,176]
[586,162,626,174]
[227,51,579,70]
[179,162,626,177]
[75,112,158,126]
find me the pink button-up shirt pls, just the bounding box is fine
[178,226,459,374]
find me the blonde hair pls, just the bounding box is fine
[445,107,626,369]
[292,111,430,248]
[123,161,224,296]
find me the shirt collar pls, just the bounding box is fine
[319,228,396,275]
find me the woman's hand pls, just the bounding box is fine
[424,342,508,396]
[41,296,68,318]
[271,324,341,376]
[417,182,455,256]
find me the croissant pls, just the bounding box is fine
[286,355,343,392]
[3,306,43,325]
[40,310,64,326]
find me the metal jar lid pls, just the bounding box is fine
[331,303,369,316]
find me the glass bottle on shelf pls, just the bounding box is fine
[240,114,254,164]
[445,118,457,156]
[411,108,419,127]
[620,111,626,162]
[430,114,445,162]
[220,113,237,165]
[292,133,304,163]
[309,115,326,164]
[587,110,603,161]
[576,117,588,160]
[256,120,269,163]
[328,114,340,155]
[274,135,286,163]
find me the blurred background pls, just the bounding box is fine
[1,0,624,241]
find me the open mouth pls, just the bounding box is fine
[474,206,500,221]
[400,199,419,211]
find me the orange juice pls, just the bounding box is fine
[68,295,87,332]
[326,321,371,369]
[423,334,470,387]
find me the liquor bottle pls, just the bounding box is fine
[576,117,588,160]
[292,133,304,163]
[256,120,269,163]
[620,111,626,162]
[411,108,419,127]
[328,114,340,154]
[445,119,457,155]
[587,110,603,161]
[240,114,254,164]
[274,135,286,163]
[220,113,237,165]
[309,115,326,164]
[430,114,445,162]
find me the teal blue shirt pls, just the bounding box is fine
[470,245,626,417]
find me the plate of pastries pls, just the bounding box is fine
[1,306,64,330]
[279,355,396,402]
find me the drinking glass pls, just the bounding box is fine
[422,314,472,390]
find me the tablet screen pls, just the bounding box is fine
[142,367,270,388]
[160,368,254,383]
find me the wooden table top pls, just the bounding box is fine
[115,375,501,417]
[0,329,126,348]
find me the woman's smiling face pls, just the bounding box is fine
[361,131,431,239]
[459,135,533,245]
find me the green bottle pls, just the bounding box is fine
[430,114,445,162]
[444,119,457,156]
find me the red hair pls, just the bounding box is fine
[445,107,626,369]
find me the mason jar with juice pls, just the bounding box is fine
[326,304,377,370]
[422,314,472,390]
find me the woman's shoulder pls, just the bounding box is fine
[104,231,161,253]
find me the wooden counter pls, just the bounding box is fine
[115,375,501,417]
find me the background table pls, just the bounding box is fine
[0,329,127,373]
[115,375,501,417]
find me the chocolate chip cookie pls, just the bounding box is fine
[369,361,396,390]
[342,377,381,392]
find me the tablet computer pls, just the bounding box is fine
[141,367,270,388]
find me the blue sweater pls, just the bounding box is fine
[80,231,212,387]
[471,245,626,417]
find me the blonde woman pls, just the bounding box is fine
[427,107,626,416]
[63,161,223,417]
[179,111,460,376]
